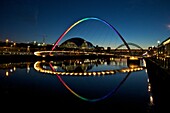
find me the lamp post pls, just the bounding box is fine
[6,39,9,46]
[157,40,160,58]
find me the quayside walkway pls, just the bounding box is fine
[144,57,170,113]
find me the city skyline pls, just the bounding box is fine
[0,0,170,49]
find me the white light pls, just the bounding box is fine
[157,40,160,44]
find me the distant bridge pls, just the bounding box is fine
[114,42,144,52]
[113,42,146,57]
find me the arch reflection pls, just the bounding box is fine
[51,61,132,102]
[34,59,145,76]
[33,58,145,102]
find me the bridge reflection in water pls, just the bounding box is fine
[33,57,147,102]
[34,58,145,76]
[0,57,153,112]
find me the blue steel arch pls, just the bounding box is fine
[114,42,143,52]
[114,42,144,56]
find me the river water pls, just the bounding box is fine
[0,58,154,113]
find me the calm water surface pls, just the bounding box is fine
[0,58,153,112]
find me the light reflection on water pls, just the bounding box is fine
[0,58,153,112]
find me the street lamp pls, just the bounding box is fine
[157,40,160,46]
[6,39,9,43]
[6,39,9,46]
[157,40,160,58]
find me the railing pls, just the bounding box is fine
[149,56,170,69]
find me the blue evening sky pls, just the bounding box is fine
[0,0,170,49]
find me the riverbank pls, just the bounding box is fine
[145,57,170,75]
[144,57,170,113]
[0,54,116,63]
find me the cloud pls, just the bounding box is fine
[167,24,170,30]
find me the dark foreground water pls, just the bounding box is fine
[0,58,155,112]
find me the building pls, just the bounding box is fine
[59,37,94,49]
[158,37,170,57]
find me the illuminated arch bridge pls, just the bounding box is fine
[51,17,131,53]
[34,17,145,61]
[34,17,132,56]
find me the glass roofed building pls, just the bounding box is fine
[59,37,94,49]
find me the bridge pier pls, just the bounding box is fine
[127,56,141,67]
